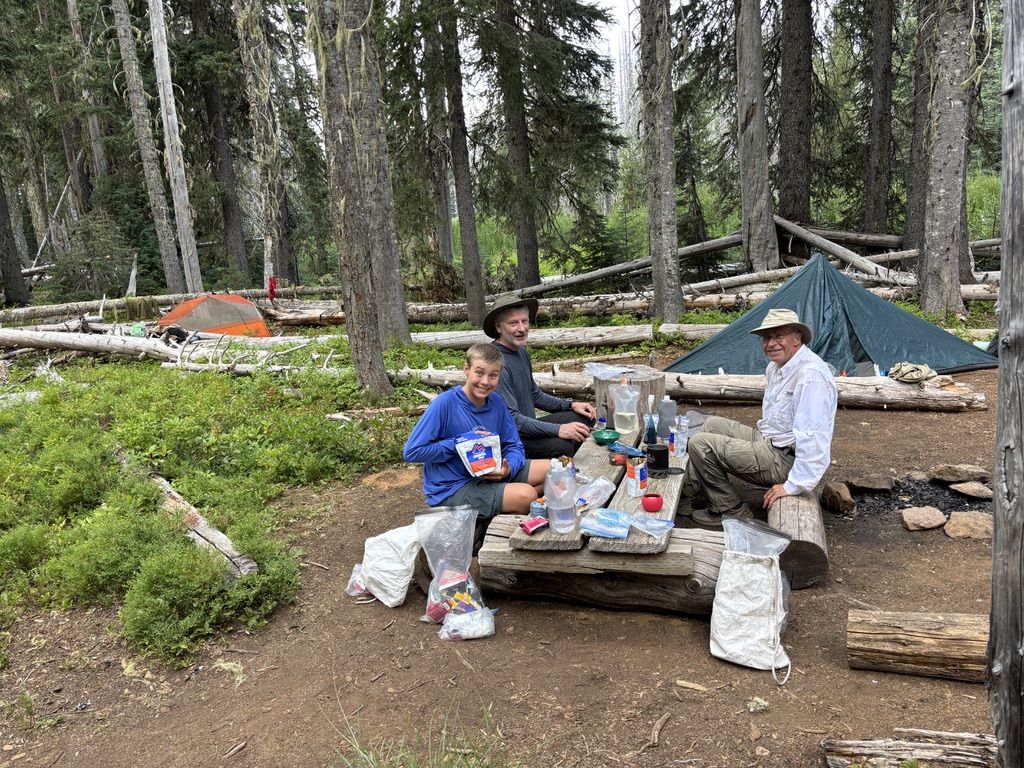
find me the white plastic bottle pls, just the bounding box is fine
[656,395,676,440]
[673,416,690,457]
[545,459,578,534]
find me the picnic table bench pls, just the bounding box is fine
[477,425,830,614]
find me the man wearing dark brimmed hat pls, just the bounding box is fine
[684,308,838,528]
[484,294,596,459]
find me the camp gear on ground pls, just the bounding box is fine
[157,293,271,337]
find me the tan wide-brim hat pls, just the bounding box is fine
[483,294,539,339]
[749,308,813,345]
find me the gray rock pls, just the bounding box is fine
[928,463,992,484]
[944,511,993,539]
[847,473,895,492]
[901,506,947,531]
[949,481,994,500]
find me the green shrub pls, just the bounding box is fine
[0,524,52,576]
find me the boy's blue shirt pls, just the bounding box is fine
[403,386,527,505]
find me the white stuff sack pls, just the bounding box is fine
[709,550,791,684]
[359,523,421,608]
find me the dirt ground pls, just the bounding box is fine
[0,358,999,768]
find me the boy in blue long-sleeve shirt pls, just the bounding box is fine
[404,344,547,520]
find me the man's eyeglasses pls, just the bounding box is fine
[761,330,796,343]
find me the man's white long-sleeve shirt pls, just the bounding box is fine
[757,344,838,495]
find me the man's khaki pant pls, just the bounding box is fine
[683,416,795,513]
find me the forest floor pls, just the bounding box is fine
[0,353,999,768]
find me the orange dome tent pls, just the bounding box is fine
[157,294,271,337]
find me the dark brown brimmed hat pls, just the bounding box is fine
[483,294,539,339]
[749,308,813,345]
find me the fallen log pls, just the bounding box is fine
[774,216,904,283]
[263,307,346,326]
[822,730,996,767]
[846,609,988,682]
[512,233,744,299]
[0,328,180,362]
[394,366,988,411]
[407,324,655,350]
[150,473,259,580]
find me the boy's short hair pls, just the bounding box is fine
[466,343,504,369]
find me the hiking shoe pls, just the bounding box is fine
[724,502,753,520]
[677,495,709,518]
[691,502,752,529]
[691,506,723,528]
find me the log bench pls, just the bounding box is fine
[477,470,831,613]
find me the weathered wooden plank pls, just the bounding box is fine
[479,516,694,576]
[846,609,989,683]
[821,736,995,767]
[587,452,686,555]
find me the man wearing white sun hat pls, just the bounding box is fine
[684,308,838,528]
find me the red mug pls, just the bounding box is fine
[641,493,663,513]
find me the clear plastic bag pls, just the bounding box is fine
[722,517,791,557]
[629,512,675,537]
[579,508,631,538]
[577,476,616,511]
[582,363,636,380]
[344,564,371,597]
[414,506,495,640]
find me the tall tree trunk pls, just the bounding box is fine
[231,0,280,292]
[778,0,812,260]
[66,0,108,180]
[919,0,970,318]
[640,0,684,321]
[38,1,89,216]
[275,183,298,284]
[0,176,32,307]
[735,0,779,272]
[148,0,202,292]
[438,4,486,327]
[863,0,895,234]
[904,0,939,251]
[111,0,186,294]
[989,0,1023,759]
[307,0,395,394]
[9,186,29,264]
[423,22,455,267]
[494,2,541,290]
[190,0,250,285]
[20,126,52,261]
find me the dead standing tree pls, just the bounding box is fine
[639,0,685,322]
[110,0,185,294]
[989,0,1023,760]
[735,0,780,272]
[307,0,395,394]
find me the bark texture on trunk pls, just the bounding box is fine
[148,0,202,292]
[232,0,281,292]
[495,2,541,290]
[989,0,1023,759]
[904,0,939,250]
[920,0,970,318]
[735,0,779,272]
[66,0,108,180]
[307,0,395,394]
[111,0,186,294]
[0,176,32,307]
[778,0,812,253]
[640,0,684,322]
[863,0,894,234]
[439,5,486,327]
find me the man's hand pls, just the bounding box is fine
[483,458,511,482]
[570,401,597,420]
[558,421,591,443]
[763,483,791,509]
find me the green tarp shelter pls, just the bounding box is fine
[664,253,998,376]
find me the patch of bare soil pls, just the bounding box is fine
[1,363,998,768]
